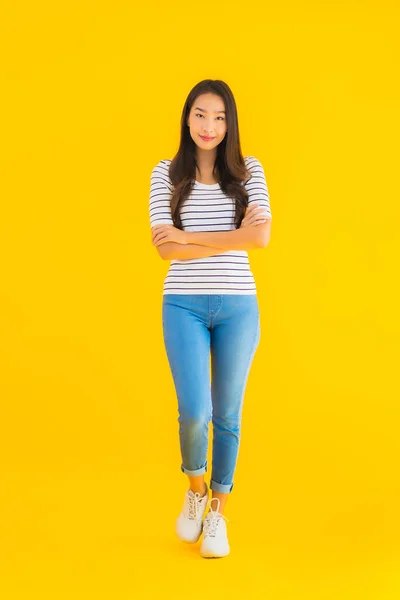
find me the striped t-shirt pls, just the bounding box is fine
[149,155,272,295]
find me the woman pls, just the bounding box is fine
[149,79,272,558]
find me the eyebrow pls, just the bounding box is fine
[194,106,226,114]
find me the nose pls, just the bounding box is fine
[202,121,215,135]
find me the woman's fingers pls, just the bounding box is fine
[241,204,269,227]
[247,209,270,225]
[245,203,258,213]
[242,217,268,228]
[249,219,268,226]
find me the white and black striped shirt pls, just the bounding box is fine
[149,155,272,295]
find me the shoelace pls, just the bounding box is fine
[203,511,230,537]
[203,500,230,537]
[186,491,207,520]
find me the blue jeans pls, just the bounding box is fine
[162,294,261,494]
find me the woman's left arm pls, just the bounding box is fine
[185,222,271,250]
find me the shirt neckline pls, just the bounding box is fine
[194,180,221,189]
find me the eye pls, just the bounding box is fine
[195,113,225,120]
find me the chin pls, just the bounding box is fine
[198,137,218,145]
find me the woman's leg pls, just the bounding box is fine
[209,294,261,514]
[188,476,208,496]
[162,295,212,493]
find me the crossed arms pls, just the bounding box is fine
[154,221,271,260]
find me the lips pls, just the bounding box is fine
[200,135,215,141]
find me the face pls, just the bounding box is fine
[186,93,227,150]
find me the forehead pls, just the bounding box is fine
[192,93,225,112]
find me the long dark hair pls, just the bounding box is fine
[169,79,252,230]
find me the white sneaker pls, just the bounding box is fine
[175,484,209,543]
[200,497,231,558]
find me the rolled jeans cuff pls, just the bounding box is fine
[181,460,208,477]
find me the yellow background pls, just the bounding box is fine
[1,1,399,598]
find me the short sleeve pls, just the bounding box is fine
[244,156,272,220]
[149,160,174,228]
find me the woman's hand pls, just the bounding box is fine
[152,224,188,246]
[240,203,270,228]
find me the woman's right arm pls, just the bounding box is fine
[157,242,226,260]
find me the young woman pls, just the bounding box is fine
[149,79,272,558]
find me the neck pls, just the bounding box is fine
[195,147,217,172]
